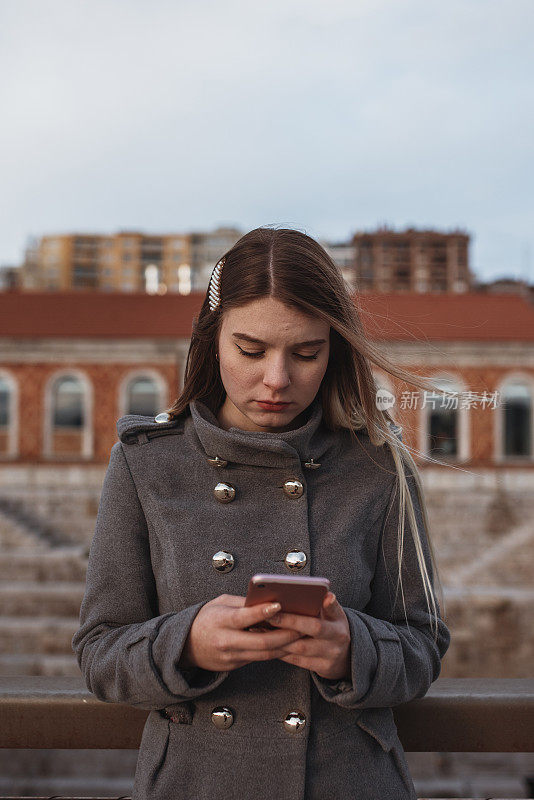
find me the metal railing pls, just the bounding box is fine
[1,676,532,799]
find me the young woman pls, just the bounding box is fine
[72,226,451,800]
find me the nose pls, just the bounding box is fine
[262,355,291,390]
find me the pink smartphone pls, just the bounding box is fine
[244,573,330,631]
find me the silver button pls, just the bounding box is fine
[303,458,321,469]
[214,482,236,503]
[207,455,228,468]
[212,551,235,573]
[283,479,304,498]
[283,711,306,733]
[154,412,170,423]
[211,707,234,729]
[284,551,307,571]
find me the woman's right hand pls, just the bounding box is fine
[179,594,303,672]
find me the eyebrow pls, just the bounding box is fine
[232,332,328,347]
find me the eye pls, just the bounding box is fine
[234,344,262,358]
[237,347,263,358]
[236,345,319,361]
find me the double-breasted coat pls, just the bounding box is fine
[72,395,451,800]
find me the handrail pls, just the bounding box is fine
[0,676,532,752]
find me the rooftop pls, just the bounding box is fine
[1,291,533,341]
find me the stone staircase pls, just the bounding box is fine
[0,475,533,796]
[0,508,88,677]
[0,508,137,796]
[423,484,534,585]
[0,494,90,547]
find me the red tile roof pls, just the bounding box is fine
[357,292,534,341]
[0,290,533,341]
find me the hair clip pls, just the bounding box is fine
[208,258,225,312]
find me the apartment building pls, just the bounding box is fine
[353,226,473,293]
[20,227,243,293]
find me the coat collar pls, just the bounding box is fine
[188,396,336,469]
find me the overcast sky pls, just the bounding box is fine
[1,0,532,282]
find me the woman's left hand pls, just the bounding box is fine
[269,592,352,681]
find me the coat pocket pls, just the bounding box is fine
[355,706,398,752]
[160,699,195,724]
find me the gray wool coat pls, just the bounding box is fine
[72,395,451,800]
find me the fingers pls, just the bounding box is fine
[279,653,331,672]
[225,627,302,653]
[268,593,344,635]
[275,636,323,659]
[269,610,327,638]
[235,645,300,662]
[227,647,291,668]
[226,600,284,631]
[321,592,343,620]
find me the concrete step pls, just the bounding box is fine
[0,652,81,676]
[0,546,88,582]
[0,774,135,797]
[0,498,83,547]
[0,746,138,778]
[0,512,49,550]
[0,581,85,616]
[0,616,79,654]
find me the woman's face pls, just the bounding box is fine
[216,296,330,433]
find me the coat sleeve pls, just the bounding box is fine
[311,458,451,709]
[71,441,230,710]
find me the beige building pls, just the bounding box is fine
[20,226,242,293]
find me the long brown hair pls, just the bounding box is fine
[167,225,454,638]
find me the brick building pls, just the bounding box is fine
[0,290,532,467]
[353,226,473,293]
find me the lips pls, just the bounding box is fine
[256,400,291,411]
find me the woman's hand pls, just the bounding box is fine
[179,594,304,673]
[269,592,352,681]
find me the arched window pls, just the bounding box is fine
[0,376,9,428]
[45,372,92,459]
[0,372,18,458]
[126,376,160,417]
[502,382,532,457]
[52,375,84,428]
[0,376,11,456]
[426,377,459,458]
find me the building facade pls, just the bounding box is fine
[0,291,532,467]
[16,226,487,298]
[353,226,473,293]
[19,227,243,294]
